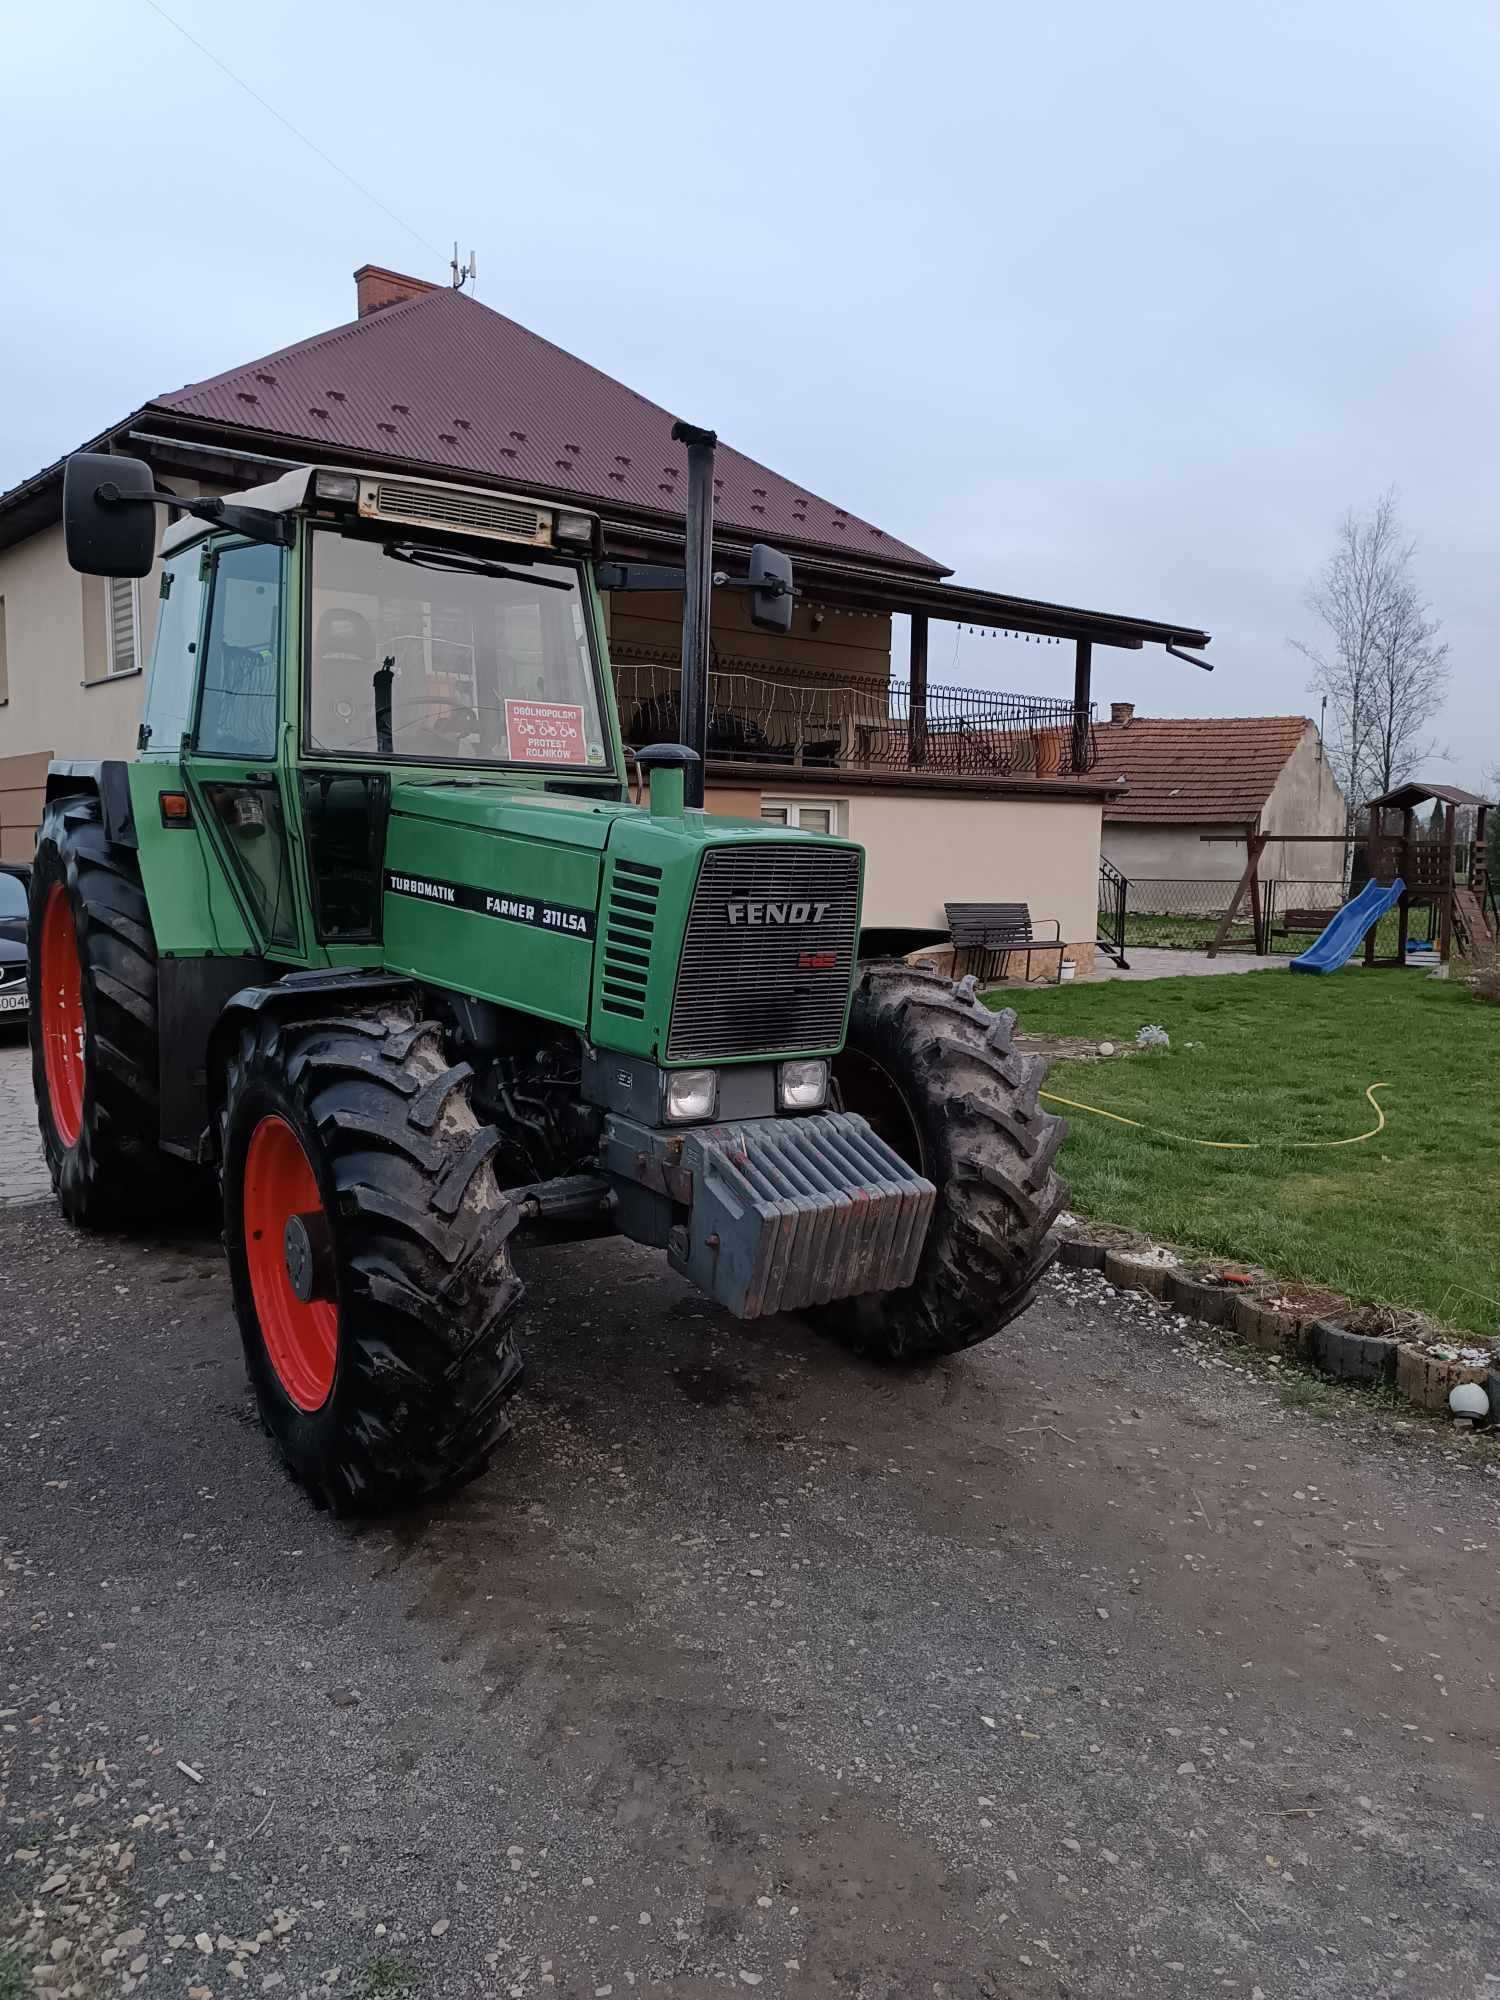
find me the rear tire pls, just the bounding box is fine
[29,794,199,1228]
[812,962,1067,1361]
[221,1000,525,1513]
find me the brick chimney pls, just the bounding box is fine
[353,264,438,317]
[1110,701,1136,727]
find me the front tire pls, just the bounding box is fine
[813,962,1067,1361]
[29,794,198,1228]
[221,1001,525,1513]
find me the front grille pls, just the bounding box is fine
[600,859,661,1021]
[0,961,24,992]
[364,481,550,546]
[668,844,860,1061]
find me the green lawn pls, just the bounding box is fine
[1000,969,1499,1337]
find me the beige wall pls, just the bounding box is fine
[1260,726,1347,877]
[848,790,1101,946]
[0,524,146,776]
[706,777,1102,949]
[1101,819,1252,883]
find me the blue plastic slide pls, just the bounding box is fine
[1289,877,1405,974]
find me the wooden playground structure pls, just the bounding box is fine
[1361,782,1494,966]
[1205,781,1494,965]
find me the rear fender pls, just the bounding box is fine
[46,760,136,848]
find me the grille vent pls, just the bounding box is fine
[668,844,859,1060]
[363,481,550,546]
[600,859,661,1020]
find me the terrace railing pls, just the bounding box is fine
[612,659,1098,779]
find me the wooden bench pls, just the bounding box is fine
[1278,906,1337,936]
[945,902,1063,984]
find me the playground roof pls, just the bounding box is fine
[1365,782,1491,812]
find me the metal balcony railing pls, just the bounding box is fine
[612,659,1097,779]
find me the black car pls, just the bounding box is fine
[0,862,29,1023]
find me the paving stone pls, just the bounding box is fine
[0,1036,50,1205]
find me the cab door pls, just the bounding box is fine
[181,537,307,961]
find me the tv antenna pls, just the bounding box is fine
[450,244,477,294]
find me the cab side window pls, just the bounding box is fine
[196,541,283,758]
[140,545,208,753]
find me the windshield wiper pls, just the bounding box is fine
[382,541,571,588]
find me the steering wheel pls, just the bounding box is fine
[336,696,481,753]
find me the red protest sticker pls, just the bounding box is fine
[505,699,588,766]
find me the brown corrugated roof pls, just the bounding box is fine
[1094,714,1312,822]
[148,285,944,574]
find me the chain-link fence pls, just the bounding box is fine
[1109,878,1356,955]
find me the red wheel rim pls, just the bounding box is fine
[40,885,85,1149]
[242,1115,338,1411]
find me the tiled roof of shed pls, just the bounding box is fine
[150,284,944,573]
[1094,714,1312,822]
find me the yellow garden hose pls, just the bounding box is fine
[1037,1080,1390,1152]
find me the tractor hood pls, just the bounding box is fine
[380,779,865,1063]
[391,779,633,854]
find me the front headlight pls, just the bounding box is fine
[665,1068,718,1123]
[778,1059,829,1111]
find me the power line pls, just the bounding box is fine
[138,0,447,267]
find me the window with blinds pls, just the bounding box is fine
[106,576,139,676]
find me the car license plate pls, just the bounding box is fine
[0,991,27,1013]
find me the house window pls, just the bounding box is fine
[761,798,844,836]
[106,575,140,677]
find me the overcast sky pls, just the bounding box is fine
[3,0,1495,783]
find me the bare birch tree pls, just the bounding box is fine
[1365,576,1449,796]
[1291,491,1449,805]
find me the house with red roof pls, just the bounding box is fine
[0,263,1214,970]
[1095,702,1347,895]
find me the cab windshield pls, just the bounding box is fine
[306,531,612,772]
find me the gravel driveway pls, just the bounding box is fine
[1,1183,1497,1999]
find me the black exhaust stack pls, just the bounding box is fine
[671,419,717,809]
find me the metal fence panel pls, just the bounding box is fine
[1102,877,1352,954]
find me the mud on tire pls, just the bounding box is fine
[221,1001,525,1513]
[29,793,200,1228]
[812,962,1067,1362]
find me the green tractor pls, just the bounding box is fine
[29,431,1065,1512]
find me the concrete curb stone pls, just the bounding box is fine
[1058,1237,1107,1272]
[1167,1274,1240,1328]
[1306,1320,1399,1387]
[1395,1343,1490,1414]
[1102,1249,1173,1300]
[1232,1296,1309,1357]
[1057,1229,1494,1429]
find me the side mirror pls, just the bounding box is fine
[748,542,794,633]
[63,453,158,578]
